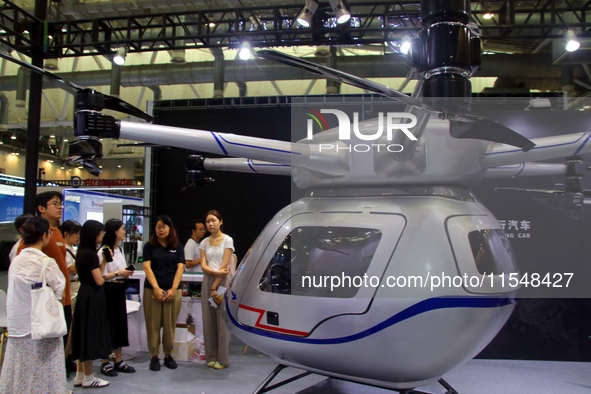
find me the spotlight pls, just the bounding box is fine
[565,29,580,52]
[239,42,252,60]
[112,46,127,65]
[297,0,318,28]
[483,13,494,19]
[400,35,412,55]
[329,0,350,24]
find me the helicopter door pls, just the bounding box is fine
[236,212,405,337]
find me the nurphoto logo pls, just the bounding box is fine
[304,108,418,153]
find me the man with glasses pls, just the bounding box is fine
[17,191,74,372]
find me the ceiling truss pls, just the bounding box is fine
[0,1,589,58]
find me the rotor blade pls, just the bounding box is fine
[256,50,436,112]
[0,52,153,121]
[0,52,83,92]
[495,187,563,195]
[103,95,153,122]
[451,114,536,152]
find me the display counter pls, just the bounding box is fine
[126,271,204,353]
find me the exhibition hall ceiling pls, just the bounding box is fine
[0,0,590,160]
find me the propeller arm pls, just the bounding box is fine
[482,132,591,168]
[118,121,349,178]
[204,158,291,176]
[485,163,567,179]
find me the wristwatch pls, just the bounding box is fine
[115,270,118,277]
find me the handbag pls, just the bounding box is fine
[30,257,67,340]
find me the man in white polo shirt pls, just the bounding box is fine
[184,220,206,273]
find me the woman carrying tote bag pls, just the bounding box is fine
[0,216,67,394]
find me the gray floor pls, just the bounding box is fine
[69,350,591,394]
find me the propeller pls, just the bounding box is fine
[0,52,153,122]
[495,157,591,218]
[256,50,536,152]
[183,153,214,191]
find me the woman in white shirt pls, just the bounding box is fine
[0,216,66,394]
[200,210,233,370]
[98,219,135,376]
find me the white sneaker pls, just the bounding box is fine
[82,376,109,389]
[73,375,84,387]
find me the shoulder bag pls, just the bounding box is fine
[30,257,67,340]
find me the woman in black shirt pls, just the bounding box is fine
[143,215,185,371]
[71,220,111,388]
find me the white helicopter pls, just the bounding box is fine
[2,1,591,392]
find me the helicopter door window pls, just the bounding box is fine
[258,226,382,298]
[468,229,517,275]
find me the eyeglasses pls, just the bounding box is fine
[47,202,64,208]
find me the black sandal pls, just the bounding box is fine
[101,361,118,376]
[114,361,136,373]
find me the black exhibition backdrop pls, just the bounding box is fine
[153,95,591,362]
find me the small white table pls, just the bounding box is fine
[126,271,204,353]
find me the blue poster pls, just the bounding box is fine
[0,195,24,222]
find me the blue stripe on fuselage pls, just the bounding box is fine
[226,296,516,344]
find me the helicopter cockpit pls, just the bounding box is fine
[259,227,382,298]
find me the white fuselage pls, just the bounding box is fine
[225,187,518,389]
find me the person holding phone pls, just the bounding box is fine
[200,210,234,370]
[143,215,185,371]
[98,219,135,376]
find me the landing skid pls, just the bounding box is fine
[252,365,459,394]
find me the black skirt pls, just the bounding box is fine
[71,283,112,361]
[103,281,129,349]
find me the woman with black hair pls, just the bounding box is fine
[98,218,135,376]
[0,216,66,393]
[200,209,234,370]
[143,215,185,371]
[71,220,111,389]
[60,219,81,311]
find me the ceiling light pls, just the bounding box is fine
[400,35,412,55]
[99,165,103,168]
[565,29,580,52]
[61,166,64,169]
[63,138,68,142]
[23,30,29,35]
[61,28,67,33]
[297,0,318,28]
[239,42,252,60]
[50,135,55,138]
[10,133,16,140]
[329,0,350,24]
[483,13,494,19]
[112,46,127,65]
[15,152,19,155]
[209,22,216,27]
[117,165,122,168]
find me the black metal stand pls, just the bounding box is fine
[401,378,459,394]
[253,365,313,394]
[253,365,459,394]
